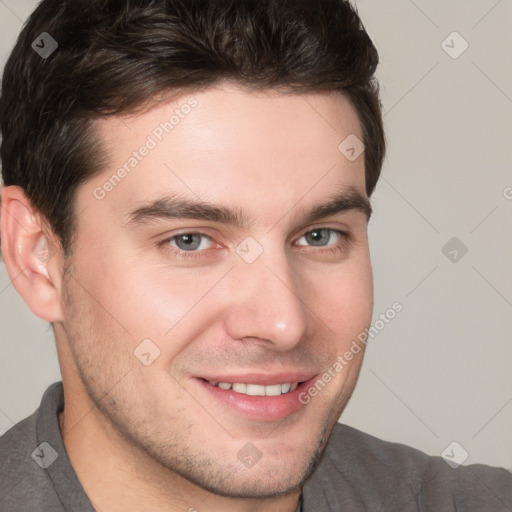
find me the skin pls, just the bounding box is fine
[0,81,373,512]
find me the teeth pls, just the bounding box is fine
[208,380,300,396]
[265,384,282,396]
[232,383,247,393]
[281,383,291,393]
[246,384,265,396]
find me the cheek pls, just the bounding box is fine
[312,258,373,344]
[75,243,228,353]
[70,224,372,357]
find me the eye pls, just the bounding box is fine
[296,228,344,247]
[166,232,213,252]
[158,227,350,262]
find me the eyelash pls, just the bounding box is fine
[157,228,351,261]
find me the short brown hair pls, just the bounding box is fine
[1,0,385,255]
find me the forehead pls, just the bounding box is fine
[85,82,366,223]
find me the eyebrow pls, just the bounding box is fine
[125,186,372,228]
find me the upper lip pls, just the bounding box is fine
[197,372,317,385]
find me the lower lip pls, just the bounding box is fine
[193,378,316,422]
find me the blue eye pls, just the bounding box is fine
[158,227,351,262]
[296,228,343,247]
[168,233,213,252]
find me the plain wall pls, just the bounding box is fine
[1,0,511,469]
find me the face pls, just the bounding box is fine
[56,82,373,498]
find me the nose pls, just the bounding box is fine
[222,246,309,351]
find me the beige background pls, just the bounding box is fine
[1,0,511,469]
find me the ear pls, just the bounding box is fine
[0,185,65,322]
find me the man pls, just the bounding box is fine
[0,0,510,511]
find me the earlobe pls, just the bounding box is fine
[0,185,64,322]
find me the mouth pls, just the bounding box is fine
[192,374,317,422]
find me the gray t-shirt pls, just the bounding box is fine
[1,381,511,511]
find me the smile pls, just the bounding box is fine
[193,372,318,421]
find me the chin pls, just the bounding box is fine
[183,465,305,500]
[165,432,328,500]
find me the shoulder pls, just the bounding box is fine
[302,422,512,511]
[0,398,64,510]
[0,411,38,481]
